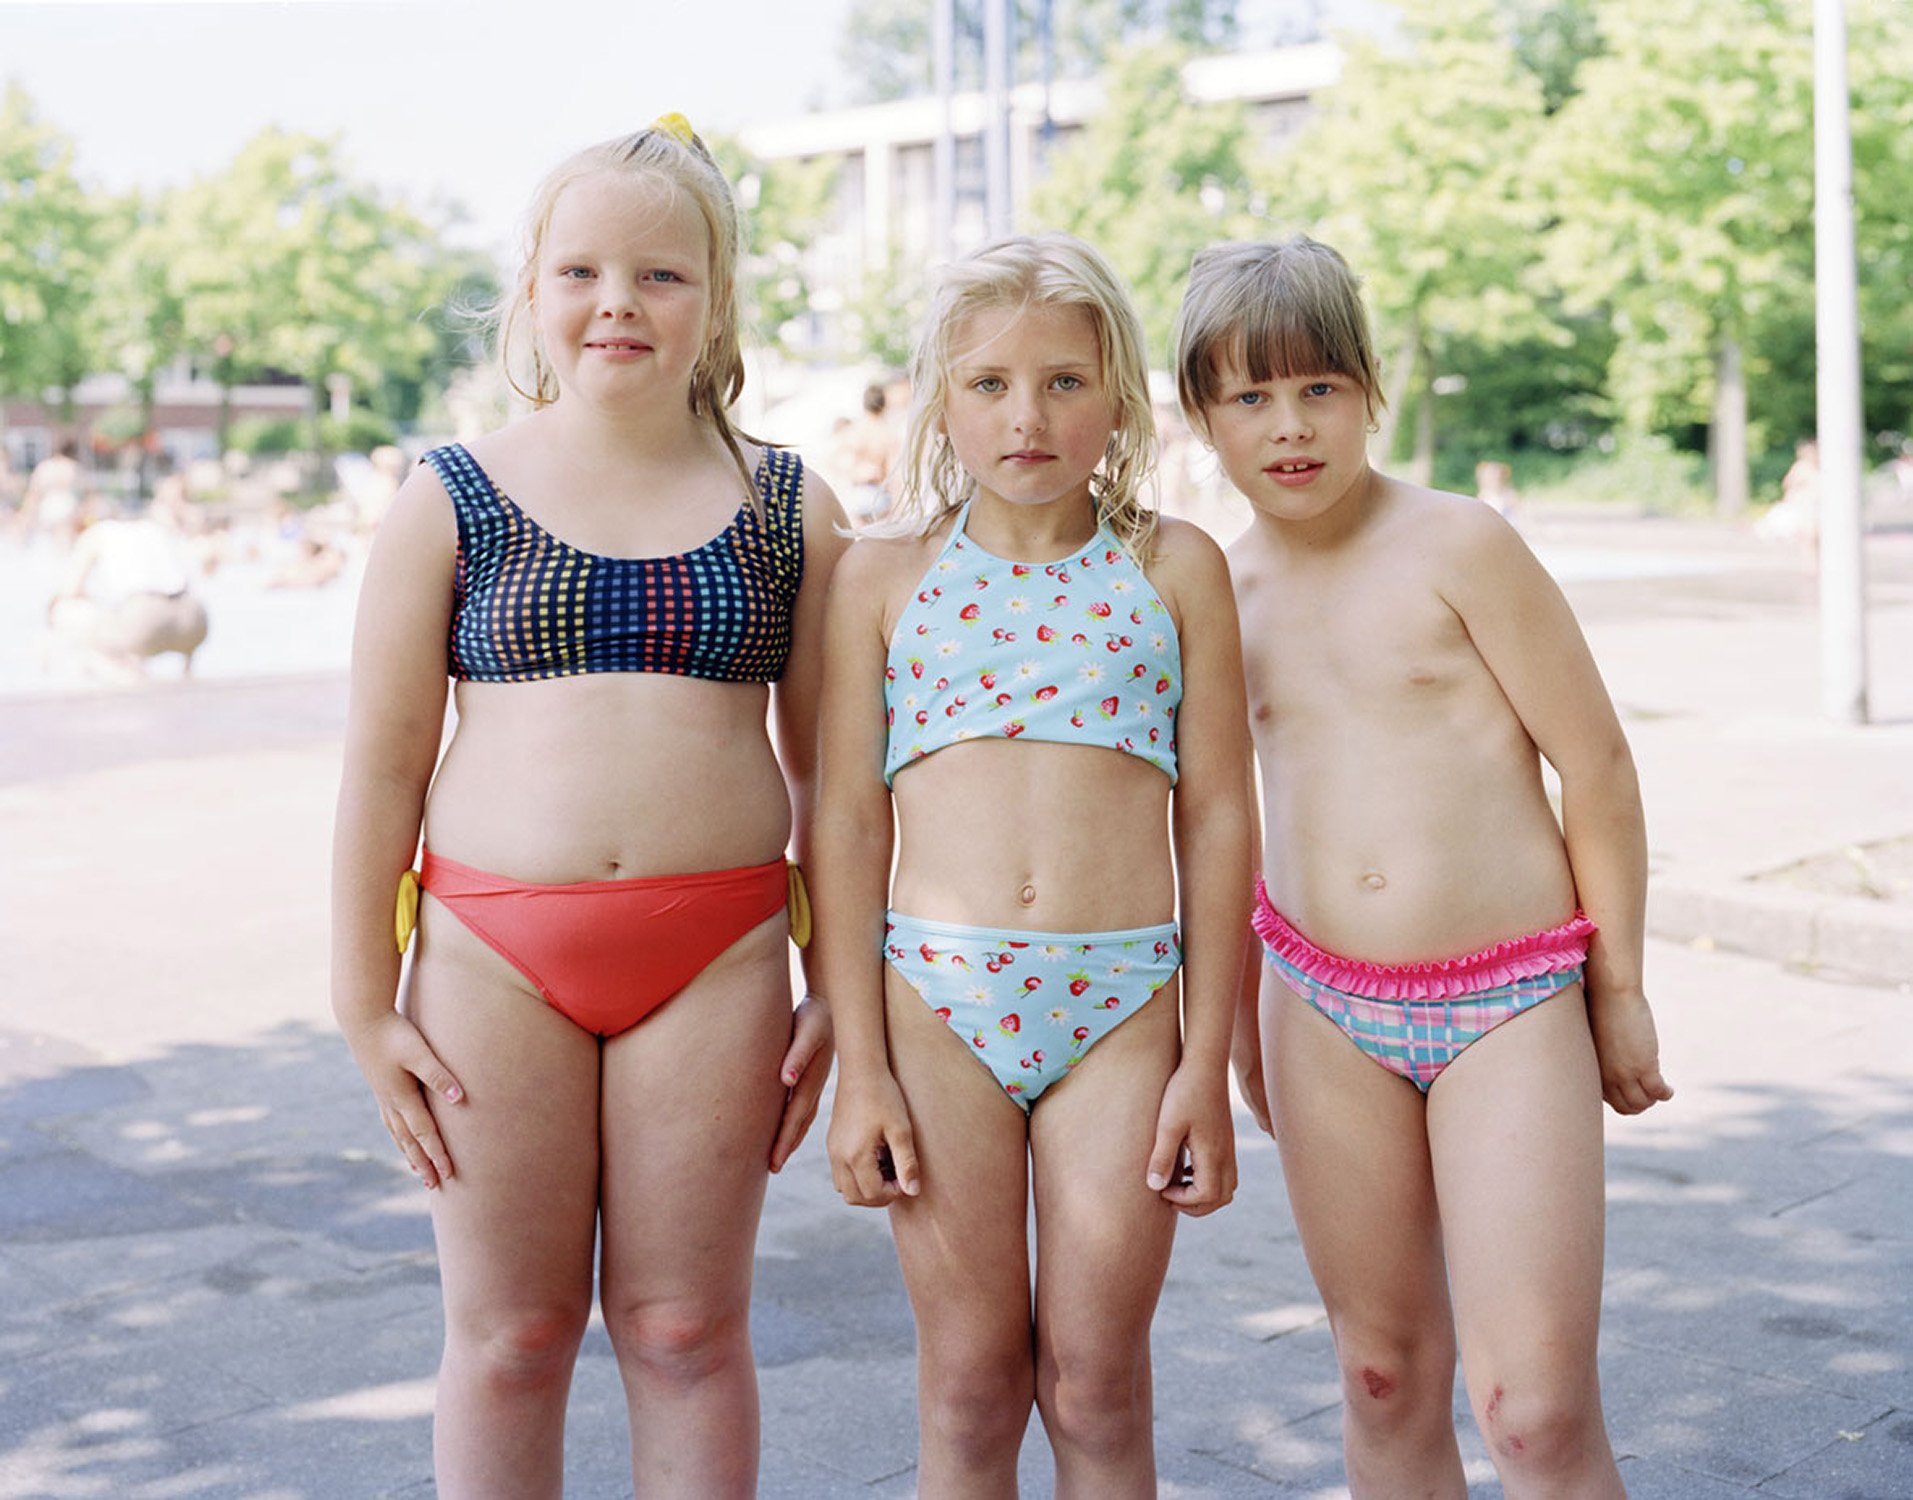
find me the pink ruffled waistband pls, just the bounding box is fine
[1251,878,1596,1002]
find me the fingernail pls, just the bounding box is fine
[783,1070,797,1085]
[444,1085,463,1102]
[1146,1172,1167,1190]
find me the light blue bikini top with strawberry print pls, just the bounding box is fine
[883,502,1181,785]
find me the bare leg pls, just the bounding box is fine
[407,901,602,1500]
[598,910,792,1499]
[1262,972,1467,1499]
[885,966,1037,1498]
[1430,984,1623,1498]
[1030,980,1181,1500]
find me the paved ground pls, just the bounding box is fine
[0,513,1909,1498]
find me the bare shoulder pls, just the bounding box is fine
[787,446,843,510]
[458,413,544,473]
[1150,513,1227,567]
[1146,513,1231,592]
[1383,477,1528,564]
[782,445,850,550]
[378,454,457,550]
[1223,517,1282,601]
[829,520,945,623]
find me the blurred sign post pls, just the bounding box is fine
[1814,0,1870,724]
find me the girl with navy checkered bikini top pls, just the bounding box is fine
[811,235,1253,1492]
[330,116,847,1495]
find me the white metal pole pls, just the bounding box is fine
[984,0,1012,238]
[933,0,955,264]
[1813,0,1870,723]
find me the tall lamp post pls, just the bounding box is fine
[1814,0,1869,724]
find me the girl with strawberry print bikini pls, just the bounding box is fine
[811,234,1252,1494]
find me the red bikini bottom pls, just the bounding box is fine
[417,851,789,1037]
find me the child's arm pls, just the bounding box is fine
[813,542,920,1204]
[1150,524,1254,1213]
[1224,546,1274,1136]
[1442,505,1673,1115]
[767,470,852,1172]
[330,470,464,1187]
[1231,795,1273,1137]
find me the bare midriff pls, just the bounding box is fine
[423,673,790,881]
[889,739,1174,932]
[1255,692,1577,964]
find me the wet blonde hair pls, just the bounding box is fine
[497,122,758,492]
[885,234,1159,557]
[1174,236,1385,429]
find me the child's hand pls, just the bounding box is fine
[1589,987,1674,1115]
[826,1072,921,1206]
[341,1010,464,1190]
[770,993,834,1173]
[1147,1064,1238,1216]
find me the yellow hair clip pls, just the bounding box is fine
[651,112,695,146]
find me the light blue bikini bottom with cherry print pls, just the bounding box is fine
[882,911,1181,1110]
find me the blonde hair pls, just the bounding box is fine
[1174,236,1384,428]
[496,123,758,492]
[885,234,1159,557]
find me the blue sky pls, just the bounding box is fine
[1,0,859,257]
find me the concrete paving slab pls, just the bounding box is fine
[1751,1409,1913,1500]
[758,1353,920,1486]
[0,1141,210,1243]
[1600,1336,1891,1486]
[1611,1452,1768,1497]
[1603,1252,1913,1412]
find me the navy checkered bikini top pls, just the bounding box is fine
[423,443,805,684]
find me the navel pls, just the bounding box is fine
[1018,883,1038,907]
[1360,871,1388,892]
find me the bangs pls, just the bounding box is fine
[1174,236,1383,423]
[1226,298,1356,387]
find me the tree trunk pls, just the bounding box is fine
[1374,304,1421,465]
[137,377,157,498]
[1712,334,1749,518]
[1409,334,1436,486]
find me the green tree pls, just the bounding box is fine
[166,129,465,460]
[1276,0,1556,479]
[0,85,102,408]
[1537,0,1819,513]
[1506,0,1604,112]
[712,137,842,356]
[1844,0,1913,454]
[1027,44,1264,361]
[82,187,191,487]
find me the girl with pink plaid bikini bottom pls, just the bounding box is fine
[1175,237,1673,1499]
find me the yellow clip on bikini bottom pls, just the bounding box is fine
[395,868,420,954]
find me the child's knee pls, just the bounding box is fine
[602,1296,750,1388]
[920,1345,1035,1455]
[1477,1374,1608,1477]
[1331,1322,1455,1434]
[1038,1359,1150,1462]
[448,1304,589,1395]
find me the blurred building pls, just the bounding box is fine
[1,360,311,473]
[737,42,1341,355]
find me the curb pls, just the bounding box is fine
[1648,876,1913,989]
